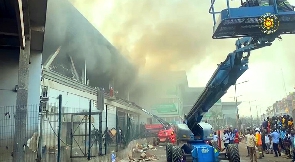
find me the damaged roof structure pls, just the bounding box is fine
[43,0,137,98]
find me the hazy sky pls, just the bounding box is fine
[70,0,295,117]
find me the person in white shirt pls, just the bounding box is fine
[265,134,270,154]
[222,130,230,158]
[213,132,219,142]
[212,132,219,150]
[223,130,230,148]
[245,130,251,157]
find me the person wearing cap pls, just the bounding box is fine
[245,128,251,157]
[255,128,264,158]
[247,130,257,162]
[271,129,281,157]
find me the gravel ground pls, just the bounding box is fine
[141,142,294,162]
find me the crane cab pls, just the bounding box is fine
[209,0,295,39]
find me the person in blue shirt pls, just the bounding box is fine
[228,128,235,144]
[279,130,286,151]
[271,129,281,157]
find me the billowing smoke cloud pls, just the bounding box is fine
[70,0,236,75]
[67,0,237,106]
[43,0,138,94]
[67,0,295,109]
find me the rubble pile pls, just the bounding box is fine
[128,143,158,161]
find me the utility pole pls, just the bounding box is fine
[105,105,108,154]
[233,80,248,130]
[13,39,31,162]
[248,100,256,128]
[256,106,258,125]
[97,89,104,155]
[57,95,62,162]
[234,93,242,129]
[88,100,92,160]
[37,113,44,162]
[250,104,253,128]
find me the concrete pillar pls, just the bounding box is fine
[13,39,31,162]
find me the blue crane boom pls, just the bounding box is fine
[185,35,279,135]
[184,0,295,136]
[186,52,249,135]
[166,1,295,161]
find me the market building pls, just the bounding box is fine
[148,71,187,124]
[182,87,241,128]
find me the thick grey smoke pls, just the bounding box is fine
[53,0,295,108]
[67,0,238,106]
[70,0,236,75]
[43,0,137,94]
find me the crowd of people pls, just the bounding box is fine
[217,115,295,162]
[243,115,294,162]
[213,128,240,152]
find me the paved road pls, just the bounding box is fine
[144,142,294,162]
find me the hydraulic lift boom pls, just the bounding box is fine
[141,108,171,130]
[166,1,295,161]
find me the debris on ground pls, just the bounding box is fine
[128,143,159,161]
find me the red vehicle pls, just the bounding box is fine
[144,123,176,144]
[144,124,163,137]
[157,126,176,144]
[140,108,176,144]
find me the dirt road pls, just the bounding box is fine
[143,142,294,162]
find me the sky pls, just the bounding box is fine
[69,0,295,117]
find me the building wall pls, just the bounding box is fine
[151,85,183,119]
[0,50,42,106]
[202,104,223,121]
[222,105,237,118]
[28,51,42,105]
[41,78,104,147]
[0,50,42,144]
[0,50,19,106]
[40,72,143,147]
[0,50,19,155]
[102,105,116,130]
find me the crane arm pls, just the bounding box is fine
[141,108,171,129]
[186,51,249,135]
[185,34,279,135]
